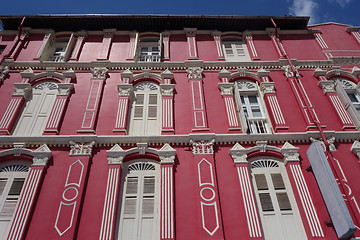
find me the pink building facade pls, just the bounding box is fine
[0,15,359,239]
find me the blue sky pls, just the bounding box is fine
[0,0,358,26]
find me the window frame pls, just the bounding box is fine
[234,80,271,134]
[128,82,161,136]
[221,38,250,62]
[116,159,160,240]
[0,161,30,240]
[136,37,161,62]
[250,157,306,240]
[13,81,59,136]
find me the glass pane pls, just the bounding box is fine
[271,174,285,189]
[248,96,258,104]
[259,193,274,211]
[276,192,292,210]
[240,96,245,104]
[8,178,25,195]
[251,107,262,117]
[255,174,268,190]
[126,177,138,194]
[143,177,155,194]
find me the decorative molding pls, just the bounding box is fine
[187,67,203,79]
[218,83,234,96]
[69,141,96,156]
[310,136,336,151]
[352,66,360,77]
[318,80,336,93]
[161,69,174,80]
[12,83,32,99]
[121,69,133,82]
[283,65,300,78]
[313,67,327,78]
[190,139,215,155]
[280,142,300,164]
[260,82,275,94]
[107,144,125,165]
[57,83,74,96]
[229,143,248,163]
[346,27,360,33]
[350,140,360,159]
[160,84,175,97]
[257,68,270,78]
[218,69,231,79]
[158,143,176,164]
[0,66,9,81]
[117,83,133,97]
[91,67,108,80]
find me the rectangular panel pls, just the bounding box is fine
[86,81,101,111]
[191,81,203,110]
[194,111,205,128]
[307,142,356,239]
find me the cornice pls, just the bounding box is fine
[2,59,335,73]
[0,131,358,148]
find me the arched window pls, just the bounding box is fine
[129,82,161,135]
[0,162,30,239]
[222,37,250,62]
[234,80,270,133]
[334,78,360,128]
[250,158,306,240]
[116,160,160,240]
[13,82,58,136]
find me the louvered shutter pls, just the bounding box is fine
[336,84,360,127]
[0,179,6,196]
[276,193,292,210]
[132,94,145,135]
[255,174,268,190]
[271,173,285,190]
[259,193,274,211]
[64,34,76,61]
[234,84,248,133]
[0,178,25,217]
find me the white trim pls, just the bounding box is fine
[200,202,219,236]
[65,159,84,188]
[54,201,77,236]
[198,158,214,187]
[314,33,328,49]
[0,98,21,129]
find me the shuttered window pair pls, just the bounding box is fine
[130,83,161,136]
[117,161,159,240]
[222,41,250,62]
[0,164,29,239]
[251,159,306,240]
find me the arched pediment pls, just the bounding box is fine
[0,144,52,166]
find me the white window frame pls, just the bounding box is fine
[250,157,306,240]
[41,34,76,62]
[129,82,161,136]
[116,160,160,240]
[136,37,161,62]
[335,78,360,128]
[221,39,250,62]
[0,161,30,240]
[234,81,271,133]
[13,82,58,136]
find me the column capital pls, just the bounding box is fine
[69,141,96,156]
[13,83,32,99]
[57,83,74,96]
[351,140,360,160]
[91,67,108,80]
[260,82,275,94]
[313,67,327,78]
[32,144,52,167]
[160,84,175,96]
[187,67,203,80]
[257,68,270,78]
[229,143,248,164]
[117,83,133,97]
[218,83,234,96]
[190,139,215,155]
[0,66,9,81]
[218,69,231,79]
[318,80,336,94]
[280,142,300,164]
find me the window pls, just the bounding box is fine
[250,158,306,240]
[136,38,160,62]
[49,37,75,62]
[335,78,360,128]
[116,161,160,240]
[0,46,6,55]
[129,82,161,136]
[0,163,29,239]
[222,39,250,62]
[234,80,270,133]
[13,82,58,136]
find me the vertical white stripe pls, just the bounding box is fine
[237,167,254,236]
[0,98,20,129]
[170,167,174,238]
[330,95,353,124]
[47,97,60,128]
[161,167,165,239]
[268,97,281,125]
[107,168,116,239]
[290,165,324,237]
[11,169,41,240]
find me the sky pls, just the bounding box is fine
[0,0,358,26]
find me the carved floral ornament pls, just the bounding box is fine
[160,84,175,96]
[69,141,96,156]
[106,143,176,165]
[187,67,203,80]
[350,140,360,160]
[13,83,32,99]
[190,139,215,155]
[117,84,133,97]
[282,65,300,78]
[310,137,336,152]
[218,83,233,96]
[91,67,108,80]
[260,82,275,94]
[229,141,300,164]
[318,81,336,93]
[0,66,9,81]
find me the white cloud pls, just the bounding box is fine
[328,0,351,8]
[289,0,319,24]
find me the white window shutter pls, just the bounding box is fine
[336,84,360,127]
[234,85,248,133]
[64,34,76,61]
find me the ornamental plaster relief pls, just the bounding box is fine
[91,67,108,80]
[260,82,275,94]
[69,141,96,156]
[190,139,215,155]
[12,83,32,99]
[187,67,203,79]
